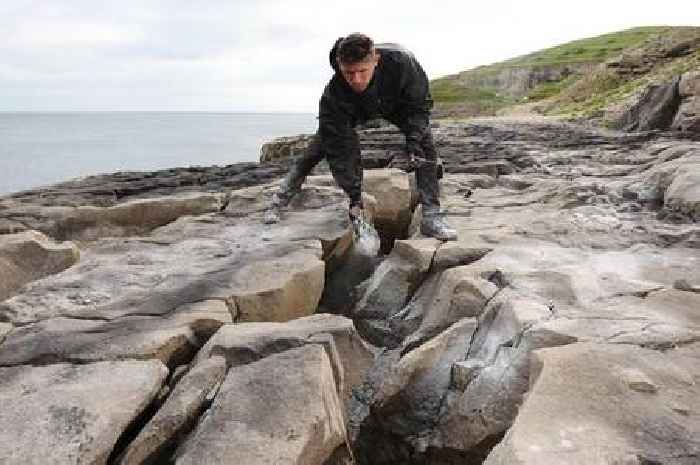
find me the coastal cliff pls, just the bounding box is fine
[432,26,700,138]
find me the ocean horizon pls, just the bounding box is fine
[0,111,317,196]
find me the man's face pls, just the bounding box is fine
[339,52,379,94]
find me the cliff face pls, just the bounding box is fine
[432,26,700,138]
[432,62,596,117]
[468,63,596,97]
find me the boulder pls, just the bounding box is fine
[225,247,325,322]
[175,345,346,465]
[485,343,700,465]
[194,314,374,409]
[361,169,414,238]
[0,230,79,302]
[304,168,413,235]
[115,356,228,465]
[259,134,314,163]
[624,144,699,203]
[392,238,441,272]
[431,290,553,453]
[433,242,492,271]
[401,265,499,351]
[616,77,681,131]
[354,239,441,320]
[0,360,168,465]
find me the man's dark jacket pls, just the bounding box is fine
[319,39,434,164]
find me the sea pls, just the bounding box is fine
[0,112,318,196]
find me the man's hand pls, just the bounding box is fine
[399,151,444,179]
[403,151,418,173]
[349,203,364,221]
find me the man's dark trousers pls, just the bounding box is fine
[274,125,441,211]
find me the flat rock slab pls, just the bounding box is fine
[0,193,226,241]
[470,239,698,312]
[0,360,168,465]
[175,345,346,465]
[0,219,335,372]
[485,343,700,465]
[0,300,232,367]
[529,289,700,349]
[0,228,325,326]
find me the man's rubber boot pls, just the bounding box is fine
[263,193,284,224]
[263,204,281,224]
[421,210,457,241]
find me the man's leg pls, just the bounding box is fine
[414,129,457,241]
[264,133,324,223]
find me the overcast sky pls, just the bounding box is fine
[2,0,698,112]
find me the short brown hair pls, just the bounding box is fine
[336,33,375,65]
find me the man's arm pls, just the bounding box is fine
[395,54,434,157]
[318,86,363,207]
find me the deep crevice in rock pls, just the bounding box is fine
[121,378,223,465]
[317,215,404,316]
[106,384,166,465]
[104,322,225,465]
[346,262,514,464]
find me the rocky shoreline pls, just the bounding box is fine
[1,117,698,464]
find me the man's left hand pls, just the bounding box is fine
[404,151,418,172]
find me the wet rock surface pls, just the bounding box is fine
[0,117,698,464]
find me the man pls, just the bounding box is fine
[264,33,457,241]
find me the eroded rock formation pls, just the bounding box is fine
[0,117,698,465]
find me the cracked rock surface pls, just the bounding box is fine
[0,117,698,465]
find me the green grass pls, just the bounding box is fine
[430,79,512,104]
[430,77,516,115]
[497,26,668,68]
[526,75,581,101]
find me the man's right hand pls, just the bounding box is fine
[349,203,363,221]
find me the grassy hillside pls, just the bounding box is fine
[431,26,700,120]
